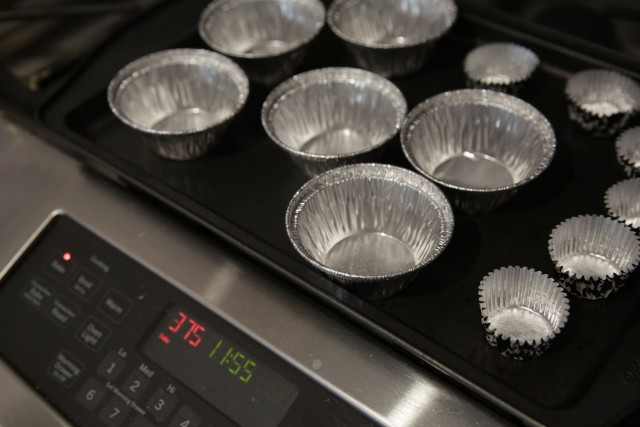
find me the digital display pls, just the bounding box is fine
[142,306,298,427]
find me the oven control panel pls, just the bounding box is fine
[0,215,374,427]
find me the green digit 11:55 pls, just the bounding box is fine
[209,339,257,383]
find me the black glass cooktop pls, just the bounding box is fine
[30,0,640,425]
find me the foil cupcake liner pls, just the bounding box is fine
[401,89,556,214]
[327,0,457,77]
[198,0,325,85]
[615,126,640,177]
[479,266,570,360]
[286,163,454,299]
[107,49,249,160]
[565,69,640,136]
[605,178,640,231]
[463,42,539,94]
[548,215,640,299]
[262,67,407,176]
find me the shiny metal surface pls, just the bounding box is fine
[0,111,511,426]
[286,163,454,299]
[463,42,539,90]
[262,67,406,176]
[107,48,249,160]
[604,177,640,230]
[479,266,570,360]
[616,126,640,177]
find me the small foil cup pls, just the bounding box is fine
[327,0,457,77]
[479,266,569,360]
[107,49,249,160]
[198,0,325,85]
[286,163,454,300]
[548,215,640,299]
[616,126,640,177]
[565,69,640,136]
[605,178,640,231]
[262,67,407,176]
[463,42,539,94]
[401,89,556,213]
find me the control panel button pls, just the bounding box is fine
[44,251,76,282]
[46,295,80,328]
[47,350,84,387]
[146,389,177,422]
[169,406,202,427]
[98,289,132,323]
[97,351,127,382]
[76,377,108,411]
[22,277,54,309]
[70,270,102,300]
[98,396,132,427]
[121,370,151,400]
[76,317,111,351]
[128,416,156,427]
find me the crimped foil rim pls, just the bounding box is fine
[604,178,640,230]
[285,163,454,282]
[478,266,570,346]
[198,0,326,59]
[327,0,457,49]
[261,67,407,160]
[565,69,640,117]
[548,214,640,281]
[107,48,249,136]
[463,42,539,85]
[616,126,640,170]
[400,89,556,193]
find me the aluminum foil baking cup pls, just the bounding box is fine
[286,163,454,299]
[327,0,457,77]
[401,89,556,213]
[565,69,640,136]
[107,49,249,160]
[605,178,640,231]
[262,67,407,176]
[463,42,539,94]
[199,0,325,85]
[616,126,640,177]
[479,266,569,360]
[548,215,640,299]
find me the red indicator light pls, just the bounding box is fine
[159,333,171,345]
[62,252,72,262]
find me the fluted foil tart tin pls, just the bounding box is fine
[262,67,407,176]
[199,0,325,86]
[548,215,640,299]
[401,89,556,213]
[565,69,640,136]
[463,42,539,94]
[605,178,640,231]
[616,126,640,177]
[107,49,249,160]
[286,163,454,300]
[327,0,457,77]
[479,266,569,360]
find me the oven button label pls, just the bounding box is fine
[46,295,81,328]
[70,270,102,300]
[22,277,53,309]
[98,289,132,323]
[48,350,84,387]
[76,317,111,351]
[44,252,77,282]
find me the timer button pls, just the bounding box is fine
[44,251,77,282]
[146,389,177,422]
[98,289,132,323]
[97,351,127,382]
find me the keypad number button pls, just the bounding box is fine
[121,371,150,400]
[169,406,202,427]
[97,352,126,382]
[146,389,177,422]
[98,396,132,427]
[75,378,107,411]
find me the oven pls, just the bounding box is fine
[1,1,640,426]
